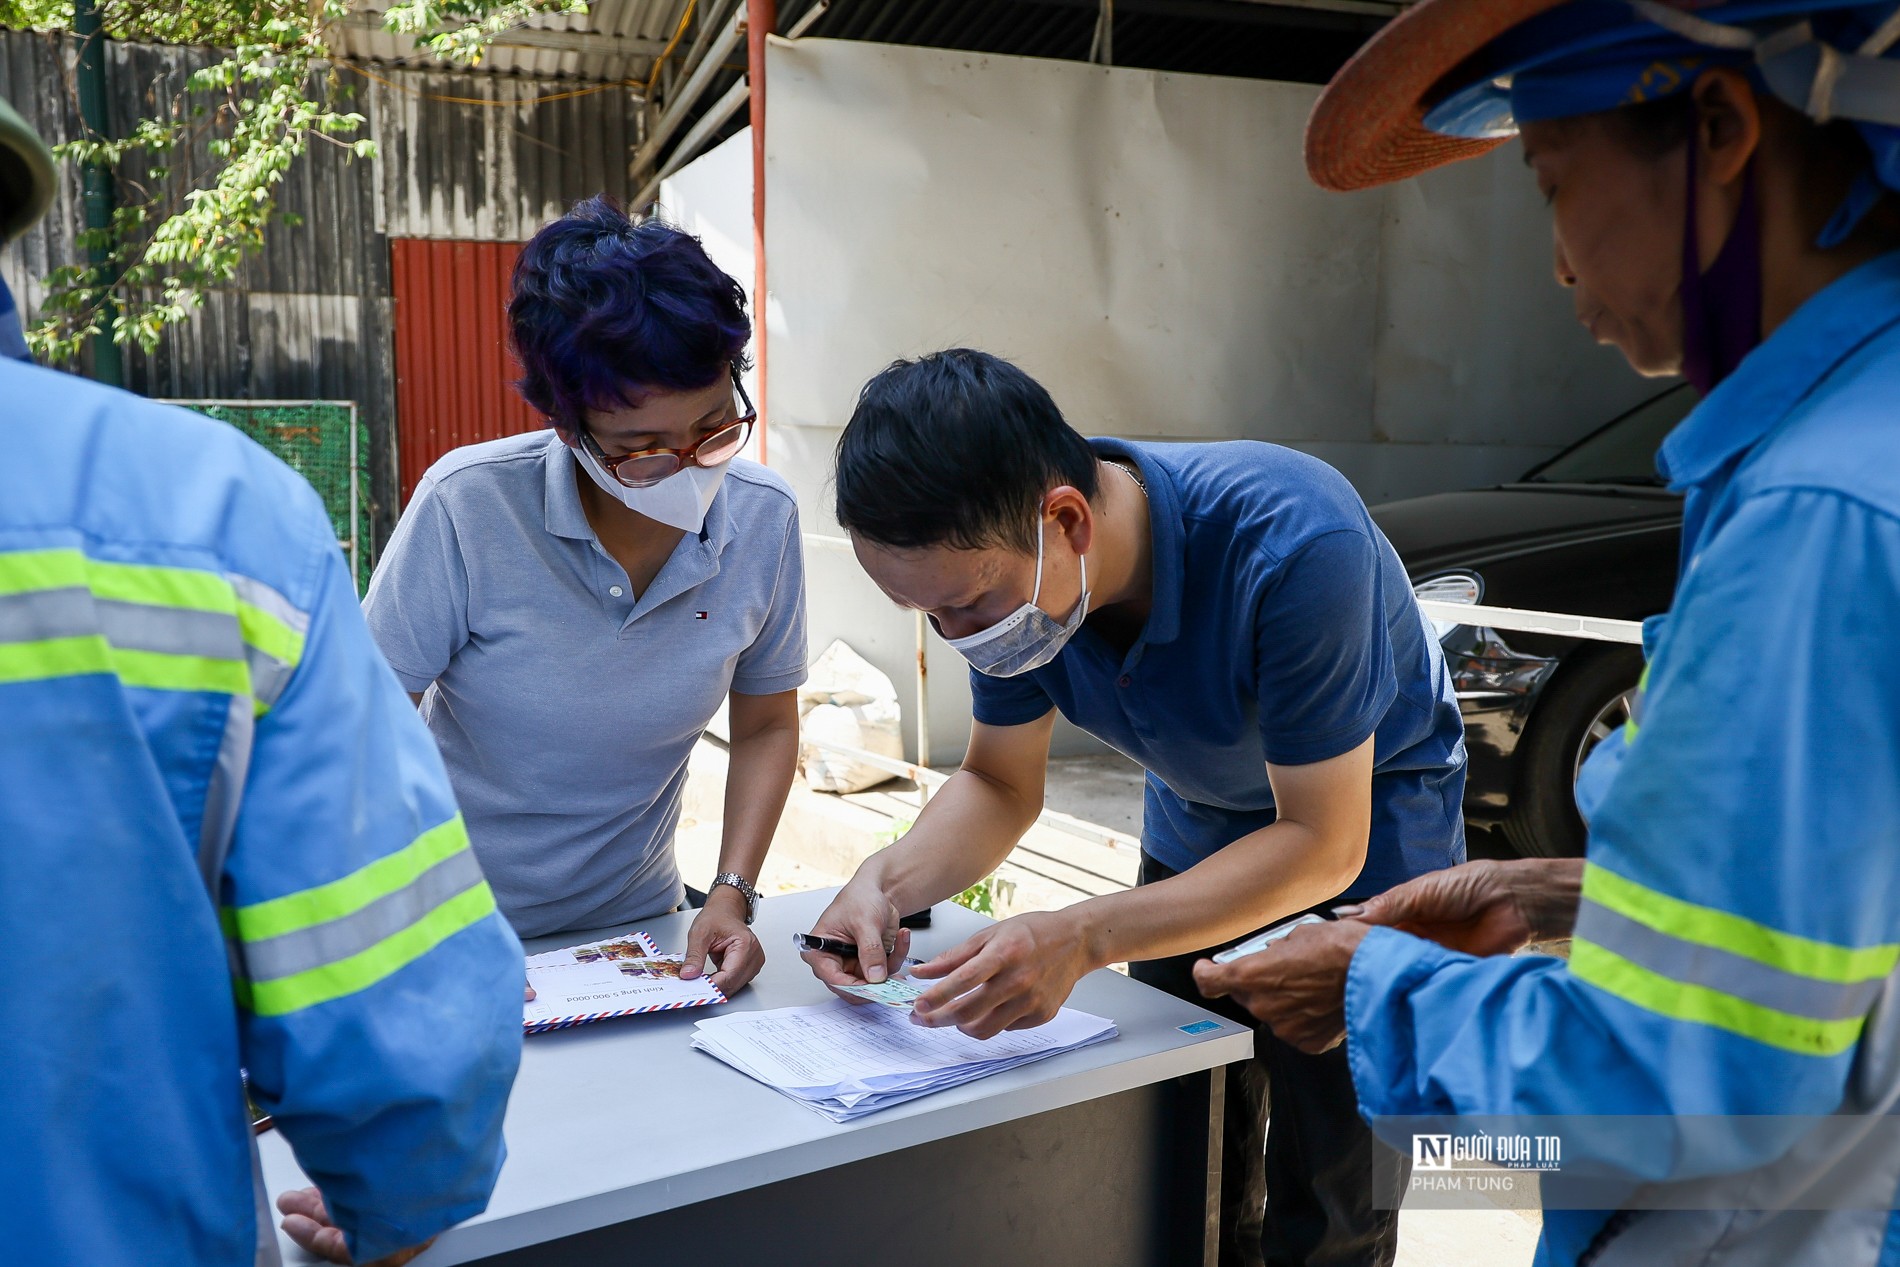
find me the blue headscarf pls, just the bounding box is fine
[1423,1,1900,246]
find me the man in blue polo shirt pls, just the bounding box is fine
[801,348,1465,1266]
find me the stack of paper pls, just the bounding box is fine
[691,997,1117,1121]
[524,932,726,1035]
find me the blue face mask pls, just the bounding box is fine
[938,516,1091,678]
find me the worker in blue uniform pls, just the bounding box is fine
[0,98,524,1266]
[1192,3,1900,1264]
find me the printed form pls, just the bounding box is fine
[692,998,1117,1121]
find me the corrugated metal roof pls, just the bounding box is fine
[331,0,1405,85]
[332,0,691,84]
[789,0,1407,82]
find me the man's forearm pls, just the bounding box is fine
[862,767,1041,914]
[1070,817,1367,967]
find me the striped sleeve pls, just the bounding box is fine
[223,814,496,1017]
[0,547,302,712]
[225,498,521,1264]
[1571,863,1897,1058]
[1344,490,1900,1185]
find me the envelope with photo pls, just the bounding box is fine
[523,931,727,1035]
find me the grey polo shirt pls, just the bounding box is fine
[363,431,807,938]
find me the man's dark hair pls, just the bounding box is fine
[834,349,1100,553]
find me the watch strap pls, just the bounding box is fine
[711,872,760,924]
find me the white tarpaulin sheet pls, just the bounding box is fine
[662,38,1659,761]
[759,36,1653,503]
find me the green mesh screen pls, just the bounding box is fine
[172,402,366,592]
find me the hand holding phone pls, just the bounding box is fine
[1210,913,1327,964]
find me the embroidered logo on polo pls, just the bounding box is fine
[694,611,709,620]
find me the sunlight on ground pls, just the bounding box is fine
[1398,1204,1542,1267]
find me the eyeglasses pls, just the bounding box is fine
[579,367,755,488]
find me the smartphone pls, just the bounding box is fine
[1211,913,1327,964]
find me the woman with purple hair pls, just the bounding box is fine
[364,197,805,994]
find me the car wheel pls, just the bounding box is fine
[1500,646,1645,859]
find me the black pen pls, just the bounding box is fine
[792,931,902,958]
[792,931,866,957]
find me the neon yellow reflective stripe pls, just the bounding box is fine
[1585,863,1900,984]
[0,635,111,683]
[112,647,252,695]
[0,548,87,595]
[87,558,235,613]
[0,550,304,709]
[237,601,304,669]
[0,636,248,696]
[1572,940,1868,1056]
[244,882,497,1016]
[226,816,472,943]
[0,548,259,624]
[1625,665,1651,740]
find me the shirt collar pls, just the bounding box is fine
[541,430,738,553]
[543,432,594,540]
[1660,251,1900,490]
[1089,436,1183,647]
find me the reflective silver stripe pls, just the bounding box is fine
[0,586,92,640]
[1576,899,1888,1022]
[99,600,243,660]
[198,692,255,898]
[0,588,245,660]
[245,645,295,711]
[240,845,488,982]
[229,573,310,638]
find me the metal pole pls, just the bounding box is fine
[72,0,123,387]
[746,0,775,464]
[349,403,361,592]
[1089,0,1114,66]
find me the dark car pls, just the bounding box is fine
[1371,384,1697,857]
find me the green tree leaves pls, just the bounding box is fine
[4,0,586,362]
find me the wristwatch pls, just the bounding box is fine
[711,872,761,925]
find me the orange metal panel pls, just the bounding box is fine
[391,238,544,504]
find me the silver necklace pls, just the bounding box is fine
[1113,459,1147,496]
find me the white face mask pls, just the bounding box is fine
[940,516,1090,678]
[573,441,727,534]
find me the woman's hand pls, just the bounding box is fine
[798,877,910,992]
[1336,858,1584,956]
[683,886,765,994]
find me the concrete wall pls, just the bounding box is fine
[669,39,1662,765]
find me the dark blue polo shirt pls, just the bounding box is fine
[971,438,1466,900]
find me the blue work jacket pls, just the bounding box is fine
[1344,252,1900,1264]
[0,364,523,1265]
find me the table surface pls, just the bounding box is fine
[260,886,1253,1264]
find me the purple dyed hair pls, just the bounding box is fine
[508,195,751,432]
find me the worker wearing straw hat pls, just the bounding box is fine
[1193,3,1900,1263]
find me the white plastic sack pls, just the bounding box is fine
[798,640,903,794]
